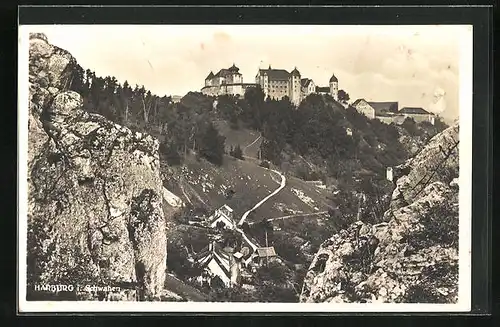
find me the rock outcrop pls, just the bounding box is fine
[300,123,459,303]
[26,33,169,301]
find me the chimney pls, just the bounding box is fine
[269,64,271,70]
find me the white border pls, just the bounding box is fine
[17,25,473,313]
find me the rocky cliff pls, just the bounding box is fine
[26,33,170,301]
[299,123,460,303]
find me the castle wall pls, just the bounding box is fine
[402,113,435,125]
[268,79,289,101]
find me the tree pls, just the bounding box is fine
[253,261,298,302]
[198,122,226,166]
[216,221,226,230]
[338,89,350,103]
[211,276,226,291]
[244,85,265,129]
[231,144,244,160]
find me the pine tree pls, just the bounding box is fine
[198,122,225,166]
[232,144,244,160]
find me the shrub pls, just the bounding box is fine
[259,161,270,169]
[160,141,182,166]
[408,200,458,251]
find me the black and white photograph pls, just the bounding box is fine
[18,23,472,312]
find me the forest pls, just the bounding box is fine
[67,61,448,189]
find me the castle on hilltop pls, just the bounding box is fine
[255,65,338,106]
[201,63,339,106]
[201,64,258,98]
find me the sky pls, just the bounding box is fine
[25,25,471,123]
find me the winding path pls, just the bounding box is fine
[235,168,286,251]
[247,211,328,225]
[243,134,261,157]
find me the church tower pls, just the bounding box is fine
[329,73,338,101]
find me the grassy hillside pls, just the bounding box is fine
[213,120,262,158]
[162,153,333,223]
[159,91,448,270]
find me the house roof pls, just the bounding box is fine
[301,78,313,88]
[352,98,366,107]
[210,214,234,226]
[367,101,398,115]
[256,247,277,257]
[316,86,330,93]
[196,242,232,277]
[214,65,241,78]
[208,204,234,224]
[205,71,214,80]
[291,67,301,76]
[228,63,240,72]
[220,204,234,212]
[329,73,338,83]
[400,107,432,115]
[214,69,231,78]
[259,68,291,81]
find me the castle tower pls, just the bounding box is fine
[228,63,241,83]
[329,73,338,101]
[290,67,301,105]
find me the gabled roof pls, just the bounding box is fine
[220,204,234,213]
[208,204,234,224]
[329,73,338,83]
[352,98,367,107]
[400,107,432,115]
[205,71,214,80]
[367,101,398,115]
[196,242,232,277]
[301,78,313,88]
[259,68,290,81]
[256,247,277,257]
[214,69,231,78]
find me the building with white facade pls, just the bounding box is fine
[201,64,257,97]
[208,204,235,229]
[255,66,340,105]
[352,99,435,125]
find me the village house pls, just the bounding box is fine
[193,241,244,288]
[399,107,436,125]
[352,99,436,125]
[300,78,316,97]
[207,204,236,230]
[352,99,405,124]
[252,246,278,266]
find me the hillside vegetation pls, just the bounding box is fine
[65,62,449,302]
